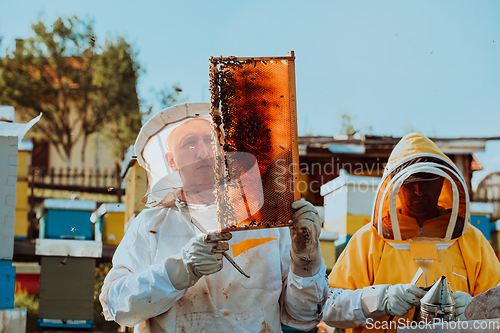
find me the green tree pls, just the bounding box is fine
[96,37,146,162]
[0,15,144,167]
[339,113,356,136]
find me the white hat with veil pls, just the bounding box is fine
[134,103,212,207]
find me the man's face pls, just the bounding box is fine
[165,119,215,190]
[399,176,444,220]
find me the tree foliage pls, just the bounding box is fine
[0,15,143,166]
[339,113,356,136]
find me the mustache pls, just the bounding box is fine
[196,161,214,169]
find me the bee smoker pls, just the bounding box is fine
[419,276,456,322]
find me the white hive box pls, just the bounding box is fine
[0,309,27,333]
[0,106,15,122]
[0,136,18,260]
[320,173,380,238]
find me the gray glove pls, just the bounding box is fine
[165,232,232,290]
[290,200,323,277]
[362,284,426,319]
[453,291,472,321]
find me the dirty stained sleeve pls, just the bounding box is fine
[279,228,329,330]
[99,213,185,327]
[322,288,369,328]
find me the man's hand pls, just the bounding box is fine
[453,291,472,321]
[165,232,232,290]
[361,284,426,319]
[384,284,426,317]
[290,200,323,277]
[184,232,232,277]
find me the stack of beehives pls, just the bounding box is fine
[0,105,36,332]
[36,198,101,330]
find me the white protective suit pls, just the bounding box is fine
[99,103,328,332]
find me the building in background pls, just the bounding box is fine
[297,133,487,205]
[475,172,500,221]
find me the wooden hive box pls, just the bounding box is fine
[92,203,126,245]
[321,173,380,238]
[0,260,16,309]
[38,199,96,240]
[469,202,494,241]
[36,239,102,329]
[38,256,95,320]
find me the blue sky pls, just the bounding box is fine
[1,0,499,183]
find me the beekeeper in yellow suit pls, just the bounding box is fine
[322,133,500,332]
[99,103,328,332]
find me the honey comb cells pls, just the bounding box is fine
[209,54,299,232]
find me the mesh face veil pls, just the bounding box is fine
[371,133,470,241]
[134,103,215,207]
[134,103,265,232]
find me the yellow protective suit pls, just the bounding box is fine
[324,133,500,333]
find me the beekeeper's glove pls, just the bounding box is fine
[361,284,426,319]
[165,232,232,290]
[453,291,472,321]
[290,200,323,277]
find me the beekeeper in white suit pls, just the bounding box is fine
[99,103,328,332]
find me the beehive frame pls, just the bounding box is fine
[210,51,300,232]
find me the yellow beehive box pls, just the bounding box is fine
[319,229,338,272]
[125,162,147,221]
[320,173,380,238]
[121,147,147,227]
[15,141,32,239]
[15,181,29,238]
[91,203,125,245]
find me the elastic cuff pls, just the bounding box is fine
[165,255,199,290]
[351,288,368,322]
[361,284,391,319]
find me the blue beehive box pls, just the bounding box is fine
[0,259,16,309]
[470,215,491,241]
[470,202,494,241]
[38,199,96,240]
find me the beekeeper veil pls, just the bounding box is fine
[135,103,214,207]
[371,133,470,241]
